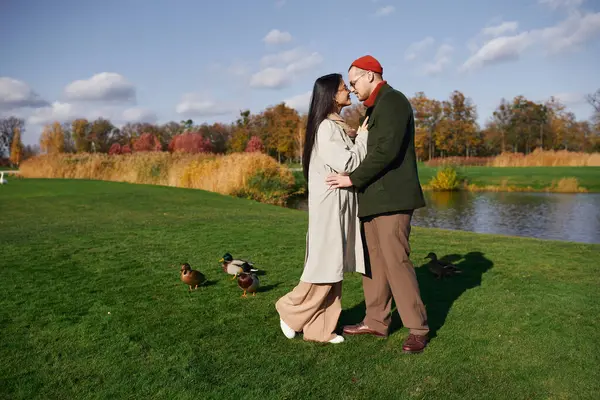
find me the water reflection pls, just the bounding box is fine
[288,192,600,244]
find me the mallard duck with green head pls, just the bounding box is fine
[219,252,258,279]
[237,272,259,297]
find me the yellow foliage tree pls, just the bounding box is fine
[40,122,65,154]
[71,119,90,153]
[10,126,23,166]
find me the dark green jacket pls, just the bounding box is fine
[349,83,426,218]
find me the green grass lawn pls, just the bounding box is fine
[1,179,599,399]
[416,165,600,192]
[290,165,600,192]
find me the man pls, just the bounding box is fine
[325,55,429,353]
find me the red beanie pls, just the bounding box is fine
[350,55,383,74]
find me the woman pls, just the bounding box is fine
[275,73,369,344]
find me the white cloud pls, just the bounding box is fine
[64,72,136,102]
[261,47,305,67]
[539,0,584,9]
[263,29,292,45]
[461,11,600,72]
[553,92,586,105]
[482,21,519,37]
[122,107,157,123]
[26,101,157,126]
[405,37,435,61]
[286,52,323,74]
[250,68,291,89]
[27,102,78,125]
[541,11,600,53]
[284,91,312,113]
[375,6,395,17]
[0,77,49,110]
[423,44,454,76]
[462,32,534,71]
[251,48,323,89]
[175,93,233,117]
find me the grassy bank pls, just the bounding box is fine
[18,152,299,205]
[417,165,600,192]
[290,165,600,193]
[1,180,599,399]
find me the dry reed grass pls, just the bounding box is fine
[19,152,296,204]
[424,150,600,167]
[490,149,600,167]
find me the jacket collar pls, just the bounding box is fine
[327,113,356,136]
[364,81,387,108]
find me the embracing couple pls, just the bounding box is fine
[275,55,429,353]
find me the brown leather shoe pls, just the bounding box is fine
[342,322,387,338]
[402,334,429,354]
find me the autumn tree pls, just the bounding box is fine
[198,122,232,154]
[245,136,265,153]
[88,118,116,152]
[491,98,512,153]
[168,132,213,153]
[229,110,253,152]
[410,92,442,160]
[160,121,184,147]
[261,103,301,162]
[108,143,122,155]
[508,96,548,153]
[587,89,600,134]
[133,133,162,152]
[341,103,366,130]
[0,117,24,159]
[436,91,480,157]
[71,119,90,152]
[40,122,65,154]
[294,114,307,162]
[9,125,23,166]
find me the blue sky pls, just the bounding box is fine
[1,0,599,145]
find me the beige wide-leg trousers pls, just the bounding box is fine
[275,281,342,342]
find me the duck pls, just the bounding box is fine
[424,252,462,280]
[219,252,258,279]
[180,262,206,290]
[237,272,260,297]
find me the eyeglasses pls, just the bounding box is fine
[349,72,368,89]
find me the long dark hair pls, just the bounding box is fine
[302,73,342,181]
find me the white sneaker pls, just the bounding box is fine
[280,319,296,339]
[328,335,345,344]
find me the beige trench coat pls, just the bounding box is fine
[300,114,369,284]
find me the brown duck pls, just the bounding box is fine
[180,263,206,290]
[424,252,462,280]
[237,272,259,297]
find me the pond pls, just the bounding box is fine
[288,191,600,244]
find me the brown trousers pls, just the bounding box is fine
[275,281,342,342]
[362,212,429,336]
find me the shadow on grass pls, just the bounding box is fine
[415,251,494,338]
[339,251,494,340]
[257,283,281,293]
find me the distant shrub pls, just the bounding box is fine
[133,133,162,152]
[245,136,265,153]
[108,143,121,155]
[428,166,462,191]
[168,132,213,153]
